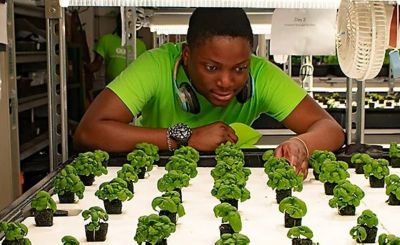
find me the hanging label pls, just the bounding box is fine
[389,49,400,78]
[270,8,336,55]
[0,3,7,45]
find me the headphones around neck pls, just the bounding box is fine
[173,57,254,114]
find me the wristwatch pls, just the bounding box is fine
[167,123,192,147]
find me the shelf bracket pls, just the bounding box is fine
[46,0,68,170]
[345,78,366,145]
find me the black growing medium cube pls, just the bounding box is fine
[145,239,167,245]
[324,182,337,195]
[85,223,108,242]
[137,167,146,179]
[356,226,377,244]
[219,223,234,236]
[312,170,320,181]
[79,174,95,186]
[369,176,384,188]
[284,213,302,228]
[354,163,364,174]
[104,199,122,214]
[220,199,238,209]
[388,193,400,205]
[338,205,355,216]
[34,209,54,226]
[159,210,177,224]
[127,181,134,194]
[58,191,75,203]
[391,157,400,168]
[276,189,292,204]
[292,238,313,245]
[2,240,27,245]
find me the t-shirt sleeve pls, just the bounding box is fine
[106,51,160,116]
[255,60,307,122]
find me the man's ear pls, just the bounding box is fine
[182,44,190,66]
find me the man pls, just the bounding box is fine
[85,13,147,85]
[74,8,345,177]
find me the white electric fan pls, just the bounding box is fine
[336,0,389,81]
[336,0,392,145]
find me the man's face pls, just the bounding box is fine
[182,36,252,106]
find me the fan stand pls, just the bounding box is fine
[345,78,365,145]
[299,55,314,97]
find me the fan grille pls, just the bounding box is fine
[337,0,388,80]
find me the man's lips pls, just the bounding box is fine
[211,92,234,102]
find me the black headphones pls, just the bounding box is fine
[173,58,254,114]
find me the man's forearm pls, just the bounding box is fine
[74,120,172,153]
[295,118,345,156]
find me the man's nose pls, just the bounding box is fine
[216,72,234,89]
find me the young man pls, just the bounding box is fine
[85,14,147,85]
[74,8,344,177]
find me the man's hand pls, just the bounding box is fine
[275,137,309,178]
[188,121,238,151]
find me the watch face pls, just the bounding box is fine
[169,123,192,146]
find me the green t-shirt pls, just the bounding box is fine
[108,43,306,128]
[95,33,147,84]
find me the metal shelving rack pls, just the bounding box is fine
[13,1,50,163]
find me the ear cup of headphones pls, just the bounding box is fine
[179,82,200,114]
[236,75,253,103]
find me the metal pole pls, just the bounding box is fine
[124,7,137,65]
[355,80,366,144]
[46,0,68,170]
[345,77,353,145]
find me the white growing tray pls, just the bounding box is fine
[5,167,400,245]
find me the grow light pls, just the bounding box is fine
[150,24,271,35]
[59,0,342,8]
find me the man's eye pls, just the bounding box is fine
[235,66,248,73]
[205,64,217,71]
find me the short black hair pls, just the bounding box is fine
[187,8,253,49]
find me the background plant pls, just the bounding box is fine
[287,226,314,240]
[215,233,250,245]
[61,235,80,245]
[127,149,154,172]
[82,206,109,231]
[363,158,390,179]
[165,155,198,178]
[350,210,379,242]
[151,191,185,217]
[31,190,57,212]
[134,214,176,245]
[319,160,350,184]
[95,178,133,202]
[264,156,291,176]
[0,222,31,244]
[385,174,400,200]
[211,178,250,202]
[71,153,108,177]
[279,196,307,219]
[215,142,244,163]
[267,167,303,192]
[117,164,139,183]
[173,146,200,163]
[53,165,85,198]
[328,180,365,209]
[136,142,160,163]
[351,153,373,167]
[157,170,190,192]
[379,233,400,245]
[389,143,400,158]
[213,203,242,232]
[309,150,336,174]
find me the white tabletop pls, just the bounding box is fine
[5,166,400,245]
